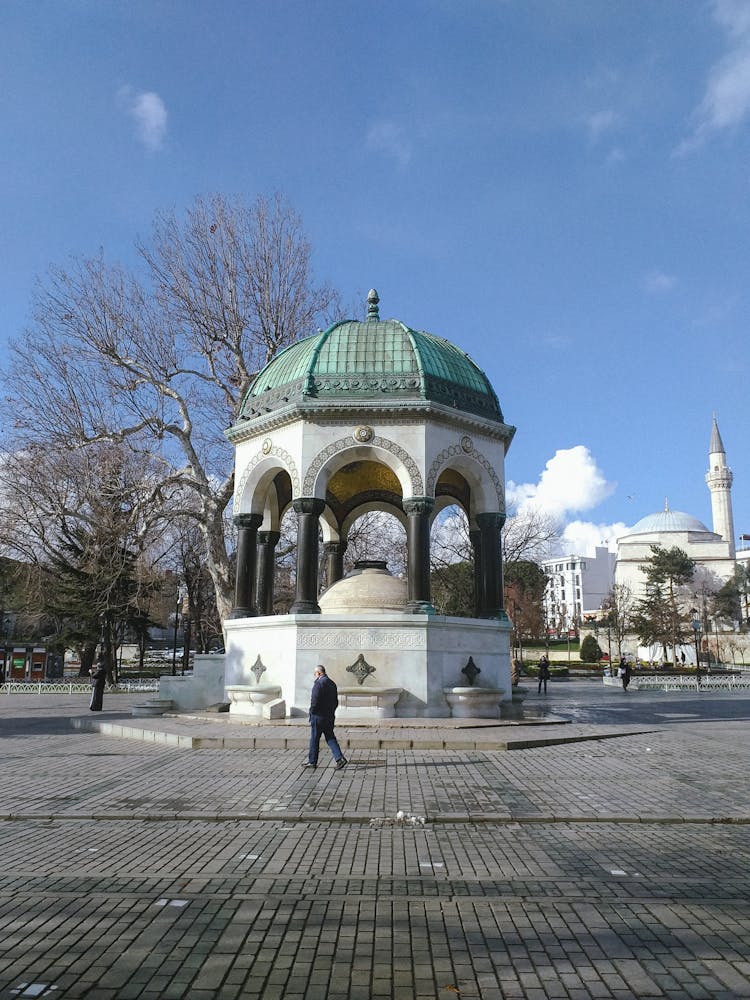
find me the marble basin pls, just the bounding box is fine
[336,687,403,719]
[226,684,282,717]
[444,686,505,719]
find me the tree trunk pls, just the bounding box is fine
[202,512,234,624]
[78,641,97,678]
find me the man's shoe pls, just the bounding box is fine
[335,757,348,770]
[302,762,317,769]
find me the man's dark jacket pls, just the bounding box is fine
[310,675,338,720]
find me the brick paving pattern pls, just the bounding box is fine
[1,681,749,998]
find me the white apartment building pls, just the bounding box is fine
[542,546,616,636]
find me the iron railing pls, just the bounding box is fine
[0,680,161,695]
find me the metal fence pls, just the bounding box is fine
[0,680,161,695]
[634,673,750,692]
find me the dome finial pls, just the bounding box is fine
[664,497,669,512]
[367,288,380,320]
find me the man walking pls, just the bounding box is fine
[303,665,348,770]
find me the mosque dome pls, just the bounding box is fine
[622,509,712,537]
[239,289,504,424]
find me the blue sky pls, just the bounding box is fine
[3,0,750,554]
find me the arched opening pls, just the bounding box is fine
[339,510,407,581]
[272,504,298,614]
[326,459,403,526]
[314,459,407,594]
[431,503,473,617]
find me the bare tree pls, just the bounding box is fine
[343,511,407,576]
[3,193,338,622]
[167,518,223,654]
[428,505,559,619]
[0,441,170,677]
[502,507,559,565]
[600,583,634,660]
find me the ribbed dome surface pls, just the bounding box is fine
[239,314,503,423]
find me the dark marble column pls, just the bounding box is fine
[230,513,263,618]
[404,496,435,614]
[470,527,482,619]
[476,511,506,618]
[256,530,281,616]
[290,498,325,614]
[323,540,347,589]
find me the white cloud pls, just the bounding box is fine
[560,519,628,556]
[678,0,750,152]
[643,269,677,293]
[585,109,618,140]
[540,332,573,349]
[605,146,626,165]
[365,120,412,167]
[507,447,624,557]
[117,86,168,151]
[507,445,615,522]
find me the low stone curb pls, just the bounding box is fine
[2,810,749,825]
[71,717,654,751]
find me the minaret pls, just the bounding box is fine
[706,415,735,558]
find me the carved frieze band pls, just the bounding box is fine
[426,442,504,511]
[302,434,424,497]
[297,629,425,650]
[234,445,301,509]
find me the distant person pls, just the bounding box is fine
[89,655,107,712]
[537,654,550,694]
[511,659,522,686]
[303,665,348,770]
[620,657,631,692]
[681,650,686,666]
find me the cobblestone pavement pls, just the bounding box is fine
[1,682,749,999]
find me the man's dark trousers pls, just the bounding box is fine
[308,714,343,765]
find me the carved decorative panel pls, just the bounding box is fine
[297,629,424,650]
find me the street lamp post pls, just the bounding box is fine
[691,608,702,688]
[171,586,183,677]
[712,618,721,668]
[182,607,191,676]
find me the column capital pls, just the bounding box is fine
[476,511,506,529]
[257,530,281,546]
[403,496,435,517]
[234,512,263,530]
[293,497,326,517]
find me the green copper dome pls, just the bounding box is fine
[239,291,503,423]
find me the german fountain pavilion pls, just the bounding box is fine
[221,290,516,719]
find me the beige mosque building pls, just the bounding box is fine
[545,416,745,638]
[564,415,749,664]
[614,416,743,604]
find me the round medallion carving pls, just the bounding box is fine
[262,438,272,454]
[354,425,374,443]
[461,435,473,453]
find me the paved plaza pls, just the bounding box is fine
[1,680,749,999]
